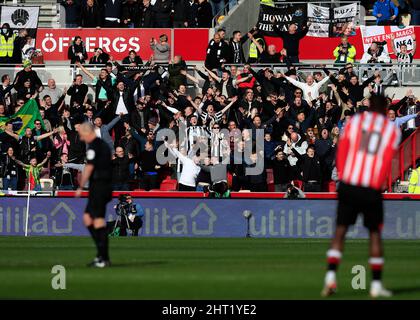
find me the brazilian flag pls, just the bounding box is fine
[0,99,44,135]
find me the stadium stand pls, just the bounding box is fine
[0,0,419,196]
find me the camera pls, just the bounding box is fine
[116,194,131,216]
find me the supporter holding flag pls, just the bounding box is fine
[0,23,16,64]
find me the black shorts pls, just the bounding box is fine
[85,183,112,219]
[336,182,384,231]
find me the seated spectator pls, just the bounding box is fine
[333,36,357,65]
[360,42,391,64]
[89,48,110,65]
[68,36,88,65]
[373,0,399,25]
[122,50,144,65]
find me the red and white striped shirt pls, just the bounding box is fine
[337,112,401,190]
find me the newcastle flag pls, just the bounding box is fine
[0,5,40,38]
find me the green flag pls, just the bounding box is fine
[0,99,44,135]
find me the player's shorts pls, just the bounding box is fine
[85,183,112,219]
[336,182,384,231]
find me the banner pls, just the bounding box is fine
[0,5,39,42]
[307,3,330,37]
[257,3,307,37]
[1,197,420,239]
[360,25,416,56]
[331,3,358,37]
[0,99,43,135]
[0,6,39,29]
[36,28,172,61]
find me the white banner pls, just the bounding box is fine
[332,3,357,37]
[0,6,39,29]
[360,26,415,55]
[307,4,330,37]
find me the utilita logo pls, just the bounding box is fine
[41,33,142,54]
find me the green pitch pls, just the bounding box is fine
[1,237,420,299]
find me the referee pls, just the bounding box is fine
[76,123,113,268]
[322,95,401,298]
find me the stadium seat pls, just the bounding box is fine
[328,181,337,192]
[159,179,178,191]
[293,180,303,190]
[266,169,275,192]
[40,179,54,191]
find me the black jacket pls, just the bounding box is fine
[67,42,88,64]
[139,4,155,27]
[67,83,88,107]
[80,4,102,28]
[197,1,212,27]
[153,0,172,22]
[112,156,131,184]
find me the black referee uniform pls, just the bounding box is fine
[85,137,112,264]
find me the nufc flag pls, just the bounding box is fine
[258,3,358,38]
[0,5,40,38]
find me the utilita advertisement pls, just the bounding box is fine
[1,198,419,239]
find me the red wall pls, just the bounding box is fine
[264,27,420,60]
[37,28,209,62]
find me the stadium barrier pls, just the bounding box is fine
[1,193,419,238]
[388,127,420,191]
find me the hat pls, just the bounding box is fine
[22,59,32,68]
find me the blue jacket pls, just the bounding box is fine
[373,0,399,24]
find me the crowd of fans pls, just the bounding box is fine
[1,18,420,193]
[61,0,220,29]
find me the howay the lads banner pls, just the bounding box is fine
[258,3,358,38]
[257,4,307,37]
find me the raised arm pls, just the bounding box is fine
[13,158,29,168]
[4,129,19,140]
[203,66,221,82]
[37,152,51,167]
[76,62,95,80]
[181,69,199,85]
[248,33,264,54]
[284,76,305,90]
[35,128,58,141]
[220,96,238,114]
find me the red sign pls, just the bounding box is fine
[37,28,172,61]
[37,28,211,62]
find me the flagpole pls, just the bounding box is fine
[24,181,31,237]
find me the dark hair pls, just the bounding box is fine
[233,30,241,37]
[369,94,387,115]
[1,74,9,82]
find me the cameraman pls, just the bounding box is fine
[116,194,144,236]
[333,36,356,65]
[284,184,306,199]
